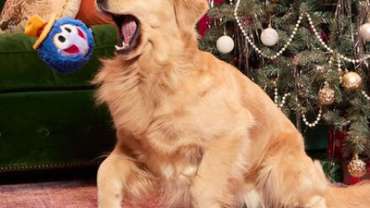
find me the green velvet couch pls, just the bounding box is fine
[0,2,116,173]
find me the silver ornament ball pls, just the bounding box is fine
[216,35,235,54]
[261,27,279,46]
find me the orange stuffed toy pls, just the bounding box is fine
[76,0,113,26]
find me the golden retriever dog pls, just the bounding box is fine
[93,0,370,207]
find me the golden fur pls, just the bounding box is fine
[93,0,370,207]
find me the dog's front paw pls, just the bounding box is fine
[305,196,327,208]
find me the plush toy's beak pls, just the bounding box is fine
[25,15,46,37]
[25,14,57,49]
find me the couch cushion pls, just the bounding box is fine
[0,0,4,12]
[0,24,116,92]
[0,90,115,172]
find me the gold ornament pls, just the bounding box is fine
[347,154,367,178]
[342,71,362,91]
[319,83,335,106]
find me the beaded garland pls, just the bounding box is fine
[273,85,291,109]
[297,97,323,128]
[301,107,323,128]
[234,0,370,63]
[273,83,322,128]
[232,0,370,128]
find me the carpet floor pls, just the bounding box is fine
[0,180,97,208]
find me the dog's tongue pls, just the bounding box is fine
[121,18,137,44]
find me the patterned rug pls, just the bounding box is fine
[0,180,97,208]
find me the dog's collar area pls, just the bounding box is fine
[112,14,141,54]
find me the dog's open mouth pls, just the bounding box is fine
[112,15,141,53]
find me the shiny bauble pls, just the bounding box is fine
[359,23,370,42]
[319,85,335,106]
[260,27,279,46]
[342,71,362,91]
[216,35,235,54]
[347,156,367,178]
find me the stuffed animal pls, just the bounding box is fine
[25,14,94,74]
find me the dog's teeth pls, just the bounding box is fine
[115,45,123,50]
[115,42,129,51]
[115,45,124,50]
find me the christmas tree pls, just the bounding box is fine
[199,0,370,181]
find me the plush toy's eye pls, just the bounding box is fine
[61,24,77,34]
[53,33,70,49]
[58,35,66,42]
[65,27,72,33]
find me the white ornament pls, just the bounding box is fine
[216,35,235,54]
[261,27,279,46]
[359,23,370,42]
[362,90,370,101]
[235,0,370,63]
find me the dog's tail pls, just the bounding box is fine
[313,161,370,208]
[324,181,370,208]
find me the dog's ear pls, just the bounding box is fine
[173,0,209,31]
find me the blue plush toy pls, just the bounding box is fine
[25,14,95,74]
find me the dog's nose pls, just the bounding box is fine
[96,0,108,12]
